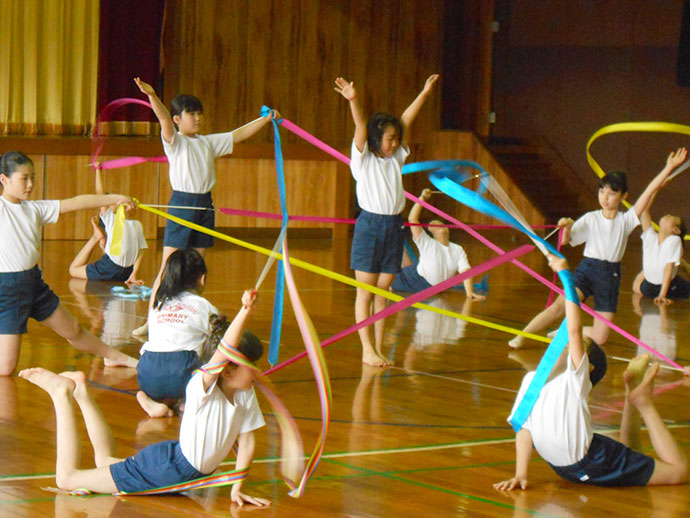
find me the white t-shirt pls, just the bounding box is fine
[569,209,640,262]
[350,140,408,215]
[163,131,234,193]
[508,354,593,467]
[141,291,219,355]
[179,373,265,474]
[100,209,148,268]
[0,197,60,272]
[641,227,682,285]
[414,231,470,285]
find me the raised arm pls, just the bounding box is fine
[334,77,367,153]
[548,255,584,367]
[493,428,533,491]
[633,147,687,217]
[557,217,574,246]
[230,431,270,507]
[639,190,658,232]
[400,74,439,147]
[655,262,675,306]
[60,194,133,214]
[125,250,146,287]
[409,188,431,240]
[232,110,279,144]
[201,290,256,392]
[134,77,175,144]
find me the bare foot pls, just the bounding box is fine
[627,362,660,410]
[103,354,138,368]
[623,354,650,393]
[136,391,174,418]
[59,371,89,400]
[18,367,75,397]
[131,321,148,338]
[508,336,524,349]
[90,216,106,249]
[362,350,388,367]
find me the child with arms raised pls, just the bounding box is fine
[133,78,278,337]
[19,289,270,507]
[335,74,438,366]
[495,255,687,490]
[509,148,688,350]
[0,151,138,376]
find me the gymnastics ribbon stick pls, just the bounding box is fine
[264,243,534,376]
[134,202,549,342]
[280,231,332,497]
[262,106,288,366]
[586,121,690,239]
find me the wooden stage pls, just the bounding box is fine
[1,231,689,517]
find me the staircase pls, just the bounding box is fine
[483,136,595,223]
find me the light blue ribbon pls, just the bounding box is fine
[262,106,287,366]
[410,162,579,432]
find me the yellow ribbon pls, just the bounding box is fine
[135,200,549,343]
[586,121,690,239]
[109,205,126,256]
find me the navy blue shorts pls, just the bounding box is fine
[573,258,621,313]
[137,350,200,401]
[392,264,432,292]
[163,191,215,249]
[640,276,690,300]
[110,440,206,493]
[86,255,133,283]
[548,433,655,486]
[350,210,404,274]
[0,266,60,334]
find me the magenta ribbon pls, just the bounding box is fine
[277,119,683,370]
[264,243,534,376]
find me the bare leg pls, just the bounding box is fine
[627,363,688,485]
[632,271,645,296]
[41,304,137,368]
[354,270,388,367]
[620,354,649,450]
[133,245,178,337]
[59,371,122,467]
[17,368,118,493]
[372,273,395,365]
[588,310,614,347]
[136,390,174,418]
[0,334,23,376]
[69,217,107,280]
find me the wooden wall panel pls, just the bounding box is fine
[161,0,443,148]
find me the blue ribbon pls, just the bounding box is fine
[413,163,578,432]
[402,160,488,195]
[262,106,287,366]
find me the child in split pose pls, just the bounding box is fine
[133,78,278,337]
[19,289,270,507]
[509,148,688,350]
[69,167,147,285]
[494,255,687,490]
[0,151,138,376]
[335,74,439,367]
[631,187,689,304]
[392,188,486,300]
[136,248,221,418]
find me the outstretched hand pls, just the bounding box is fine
[334,77,357,100]
[493,476,528,491]
[422,74,440,94]
[230,487,271,507]
[242,289,257,310]
[134,77,155,97]
[666,147,688,170]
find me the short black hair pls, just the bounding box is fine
[0,151,33,177]
[599,170,628,194]
[238,331,263,363]
[170,94,204,117]
[366,112,403,156]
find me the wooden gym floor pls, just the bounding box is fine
[1,230,689,517]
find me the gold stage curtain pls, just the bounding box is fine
[0,0,99,136]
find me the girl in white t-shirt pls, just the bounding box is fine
[18,289,270,507]
[632,193,689,304]
[334,74,438,367]
[136,248,221,418]
[132,78,279,338]
[0,151,139,376]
